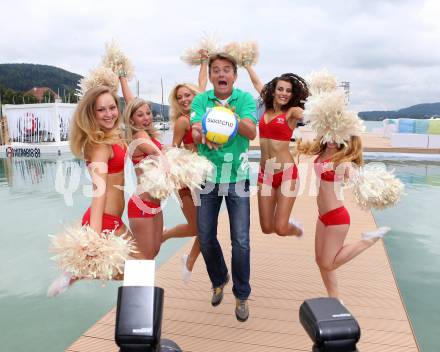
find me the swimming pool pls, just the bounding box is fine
[0,157,438,351]
[372,161,440,352]
[0,157,190,352]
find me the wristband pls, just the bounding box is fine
[117,69,127,78]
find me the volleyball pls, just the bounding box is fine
[202,106,238,144]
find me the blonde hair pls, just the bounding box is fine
[297,135,364,167]
[123,98,160,143]
[168,83,200,123]
[70,86,122,158]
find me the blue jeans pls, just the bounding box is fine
[197,180,251,300]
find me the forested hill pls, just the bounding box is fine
[0,63,82,93]
[359,102,440,120]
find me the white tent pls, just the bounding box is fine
[2,103,76,144]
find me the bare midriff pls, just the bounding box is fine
[259,138,295,173]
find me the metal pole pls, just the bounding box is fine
[160,77,164,123]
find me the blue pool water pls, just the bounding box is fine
[0,155,438,351]
[0,157,190,352]
[372,161,440,352]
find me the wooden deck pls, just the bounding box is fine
[67,159,420,352]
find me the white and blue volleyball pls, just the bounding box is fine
[202,106,238,144]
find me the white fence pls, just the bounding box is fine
[2,103,76,143]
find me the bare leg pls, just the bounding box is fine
[332,239,378,269]
[273,179,302,237]
[162,192,197,242]
[315,221,349,298]
[186,238,201,271]
[257,182,277,234]
[130,214,163,259]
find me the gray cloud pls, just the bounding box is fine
[0,0,439,111]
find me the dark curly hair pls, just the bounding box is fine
[260,73,309,111]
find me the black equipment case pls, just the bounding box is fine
[115,286,164,351]
[299,297,360,352]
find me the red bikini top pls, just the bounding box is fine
[181,115,194,145]
[314,156,344,182]
[86,143,126,174]
[132,138,163,165]
[258,113,293,141]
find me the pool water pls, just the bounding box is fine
[372,161,440,352]
[0,157,190,352]
[0,156,439,351]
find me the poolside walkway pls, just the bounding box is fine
[66,157,419,352]
[250,128,440,154]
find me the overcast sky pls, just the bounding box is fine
[1,0,439,111]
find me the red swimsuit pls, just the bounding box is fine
[259,112,294,141]
[128,138,162,218]
[181,115,194,145]
[258,113,298,188]
[314,156,350,226]
[82,143,126,231]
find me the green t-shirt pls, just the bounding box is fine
[190,88,257,184]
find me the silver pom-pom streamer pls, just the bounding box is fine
[223,42,242,65]
[303,89,365,145]
[136,147,214,199]
[137,152,178,200]
[101,39,134,80]
[307,70,338,96]
[181,35,219,66]
[49,225,135,281]
[77,67,119,97]
[164,148,214,190]
[350,163,405,210]
[223,41,259,67]
[239,41,259,66]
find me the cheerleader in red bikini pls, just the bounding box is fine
[119,73,164,259]
[161,51,208,283]
[298,136,389,298]
[245,66,308,237]
[297,70,393,299]
[48,86,137,296]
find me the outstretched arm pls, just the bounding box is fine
[244,65,264,95]
[286,107,304,129]
[119,74,135,104]
[197,49,209,92]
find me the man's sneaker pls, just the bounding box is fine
[211,274,230,306]
[235,298,249,322]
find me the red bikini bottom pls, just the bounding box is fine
[258,164,298,189]
[318,206,350,226]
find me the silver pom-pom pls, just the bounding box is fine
[240,41,259,66]
[77,67,119,97]
[351,163,405,210]
[101,39,135,80]
[49,225,135,281]
[136,147,214,199]
[137,152,178,200]
[303,88,365,145]
[181,35,219,66]
[223,41,259,67]
[307,70,338,96]
[164,148,214,189]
